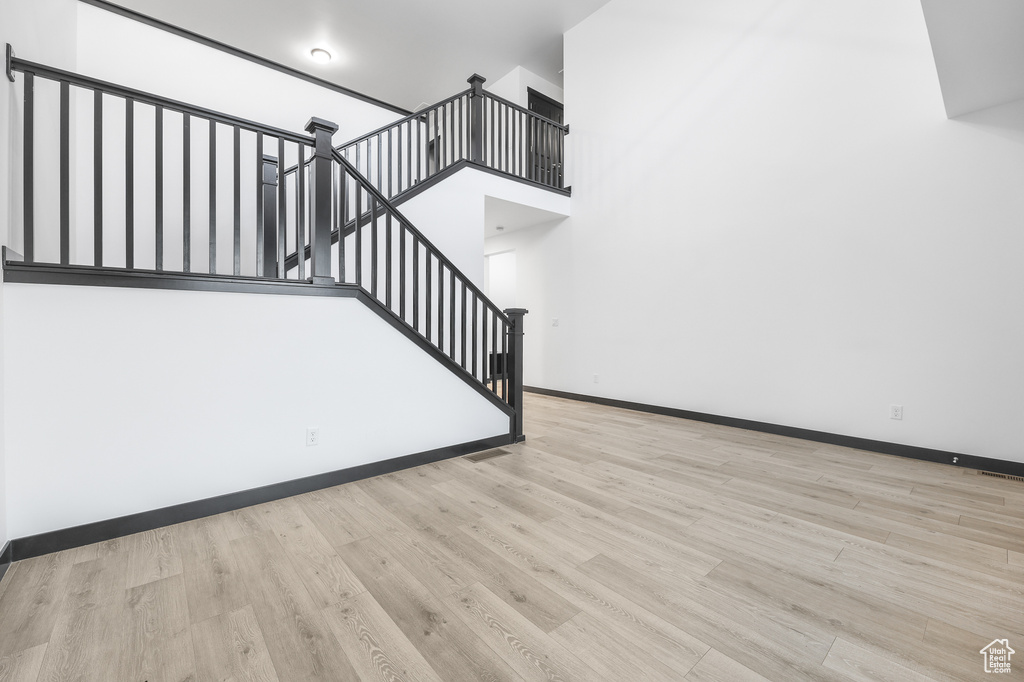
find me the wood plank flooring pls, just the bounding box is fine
[1,392,1023,681]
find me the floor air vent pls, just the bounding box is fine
[465,449,512,462]
[979,471,1024,483]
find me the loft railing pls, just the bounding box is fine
[4,47,527,440]
[337,74,569,202]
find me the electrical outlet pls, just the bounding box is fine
[306,427,320,446]
[889,405,903,421]
[552,318,559,327]
[593,374,599,383]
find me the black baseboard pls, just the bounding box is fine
[9,434,511,563]
[524,386,1024,478]
[0,542,12,584]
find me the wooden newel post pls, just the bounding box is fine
[304,116,339,284]
[505,307,528,443]
[260,154,278,278]
[467,74,486,164]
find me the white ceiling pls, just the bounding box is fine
[921,0,1024,118]
[485,196,568,239]
[106,0,613,111]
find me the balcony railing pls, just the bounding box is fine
[337,74,569,203]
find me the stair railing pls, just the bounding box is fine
[338,88,473,202]
[5,48,528,440]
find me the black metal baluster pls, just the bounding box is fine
[155,106,164,270]
[434,108,441,175]
[123,96,133,268]
[355,142,361,187]
[94,91,104,267]
[561,127,566,187]
[412,234,420,331]
[338,167,347,283]
[513,109,518,177]
[546,122,553,186]
[438,261,444,352]
[506,106,512,173]
[538,119,545,184]
[449,269,456,360]
[406,121,412,190]
[460,281,466,368]
[397,125,403,195]
[255,131,263,277]
[278,138,286,277]
[415,120,421,184]
[502,318,508,401]
[455,97,461,161]
[354,182,362,286]
[519,111,525,178]
[376,134,382,192]
[491,311,498,394]
[297,146,306,281]
[387,128,393,198]
[370,199,378,297]
[23,72,34,263]
[471,292,478,379]
[385,212,392,307]
[425,252,432,342]
[399,221,406,320]
[487,97,495,167]
[496,102,502,171]
[183,113,191,272]
[209,120,216,274]
[232,126,240,274]
[59,81,70,264]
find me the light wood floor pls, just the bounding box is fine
[1,393,1023,681]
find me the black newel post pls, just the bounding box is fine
[261,154,278,278]
[467,74,486,164]
[304,117,339,284]
[505,308,528,443]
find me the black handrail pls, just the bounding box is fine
[10,57,314,145]
[337,88,472,152]
[332,149,510,324]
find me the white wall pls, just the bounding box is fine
[484,250,517,310]
[3,284,509,538]
[398,165,570,290]
[0,0,80,551]
[521,0,1024,463]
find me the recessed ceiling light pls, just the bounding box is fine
[310,48,332,64]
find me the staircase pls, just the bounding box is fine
[3,50,569,444]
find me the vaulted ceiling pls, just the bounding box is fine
[97,1,1021,120]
